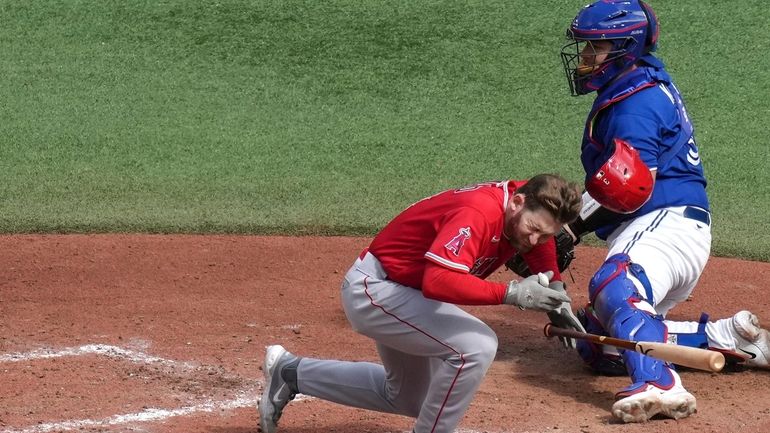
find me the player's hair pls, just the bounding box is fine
[517,174,582,224]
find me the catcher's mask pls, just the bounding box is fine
[585,138,653,214]
[561,0,659,96]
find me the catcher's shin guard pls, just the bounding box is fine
[576,306,627,376]
[589,254,676,390]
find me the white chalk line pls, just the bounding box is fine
[0,344,198,370]
[0,391,322,433]
[0,344,266,433]
[1,392,259,433]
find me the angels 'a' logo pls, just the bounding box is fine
[445,227,471,256]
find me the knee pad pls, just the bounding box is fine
[588,253,654,306]
[589,253,674,387]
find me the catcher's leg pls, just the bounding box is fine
[666,311,770,368]
[589,253,696,423]
[575,305,626,376]
[575,255,658,376]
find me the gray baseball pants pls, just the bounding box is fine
[295,252,498,433]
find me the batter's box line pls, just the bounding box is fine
[0,390,259,433]
[0,344,199,371]
[0,344,318,433]
[0,386,319,433]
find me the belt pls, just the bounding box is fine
[683,206,710,226]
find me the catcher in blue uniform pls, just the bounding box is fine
[509,0,770,423]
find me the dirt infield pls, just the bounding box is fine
[1,234,769,433]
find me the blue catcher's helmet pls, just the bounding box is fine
[561,0,659,96]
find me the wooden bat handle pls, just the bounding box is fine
[544,323,725,372]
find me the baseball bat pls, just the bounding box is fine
[544,323,725,372]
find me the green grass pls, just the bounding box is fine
[0,1,767,261]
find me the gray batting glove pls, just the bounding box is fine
[504,271,571,312]
[545,281,586,349]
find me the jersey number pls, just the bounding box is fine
[686,137,701,166]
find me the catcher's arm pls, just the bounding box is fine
[567,191,623,238]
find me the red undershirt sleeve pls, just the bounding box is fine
[421,261,508,305]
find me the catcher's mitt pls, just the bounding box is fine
[505,227,576,277]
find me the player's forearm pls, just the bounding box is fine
[568,191,625,238]
[422,263,507,305]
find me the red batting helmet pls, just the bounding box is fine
[586,138,653,214]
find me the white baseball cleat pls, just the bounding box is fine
[732,310,770,368]
[258,345,299,433]
[611,370,696,423]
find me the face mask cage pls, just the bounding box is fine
[560,37,634,96]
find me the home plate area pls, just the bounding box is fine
[2,236,770,433]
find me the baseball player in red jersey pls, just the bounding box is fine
[258,174,583,433]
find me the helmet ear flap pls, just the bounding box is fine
[639,1,659,51]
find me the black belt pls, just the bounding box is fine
[683,206,710,226]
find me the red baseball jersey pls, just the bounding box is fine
[368,180,559,291]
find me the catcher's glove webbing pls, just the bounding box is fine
[505,226,576,277]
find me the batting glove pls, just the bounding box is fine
[505,271,571,312]
[546,281,586,349]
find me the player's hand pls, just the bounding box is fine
[504,271,571,312]
[545,281,586,349]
